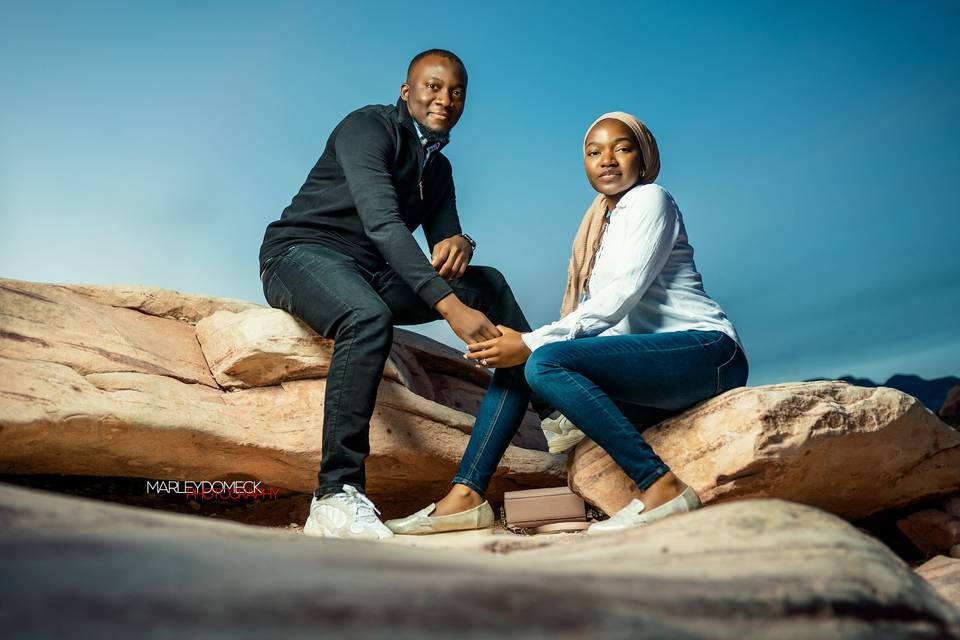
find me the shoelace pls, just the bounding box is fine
[341,486,381,523]
[541,421,563,435]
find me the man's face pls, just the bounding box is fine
[400,55,466,134]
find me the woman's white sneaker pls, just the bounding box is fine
[586,486,702,535]
[541,411,586,454]
[303,484,394,541]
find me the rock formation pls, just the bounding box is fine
[3,276,960,635]
[0,278,560,518]
[3,276,958,525]
[898,497,960,558]
[917,555,960,612]
[942,384,960,428]
[3,482,958,639]
[569,381,960,520]
[811,373,960,413]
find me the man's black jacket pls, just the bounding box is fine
[259,98,462,307]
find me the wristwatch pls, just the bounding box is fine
[459,233,477,254]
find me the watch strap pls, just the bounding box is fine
[459,233,477,253]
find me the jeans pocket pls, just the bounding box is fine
[687,329,725,349]
[715,339,744,395]
[263,267,295,313]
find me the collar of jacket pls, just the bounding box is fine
[395,97,450,154]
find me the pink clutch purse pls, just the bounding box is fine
[502,486,587,532]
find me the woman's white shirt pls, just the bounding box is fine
[521,183,742,352]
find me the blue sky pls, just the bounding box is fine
[2,1,958,386]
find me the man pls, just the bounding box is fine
[258,49,535,540]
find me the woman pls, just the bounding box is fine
[385,112,748,536]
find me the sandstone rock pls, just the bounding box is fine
[943,384,960,428]
[195,307,427,390]
[0,356,561,519]
[3,484,958,639]
[193,307,473,391]
[58,282,261,323]
[0,279,557,517]
[948,497,960,519]
[917,555,960,612]
[898,508,960,557]
[569,381,960,519]
[0,278,217,387]
[192,308,545,446]
[195,307,338,388]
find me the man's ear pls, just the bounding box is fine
[399,82,410,101]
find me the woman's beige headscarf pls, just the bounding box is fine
[559,112,660,318]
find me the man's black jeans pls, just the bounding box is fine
[260,242,535,498]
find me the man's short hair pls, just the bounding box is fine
[407,49,468,86]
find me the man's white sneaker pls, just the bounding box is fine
[303,484,394,541]
[586,486,702,535]
[541,411,586,454]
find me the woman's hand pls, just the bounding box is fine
[464,325,532,369]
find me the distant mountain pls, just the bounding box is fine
[806,374,960,413]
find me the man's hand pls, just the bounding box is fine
[435,294,500,344]
[431,235,473,281]
[464,325,532,369]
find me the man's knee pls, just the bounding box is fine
[454,265,513,312]
[341,301,394,346]
[463,264,508,292]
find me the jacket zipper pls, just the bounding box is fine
[414,134,425,201]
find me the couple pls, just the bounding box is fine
[258,49,748,541]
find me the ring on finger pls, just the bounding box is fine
[480,358,488,366]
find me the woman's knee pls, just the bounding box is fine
[523,343,564,391]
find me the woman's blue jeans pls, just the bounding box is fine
[453,330,749,494]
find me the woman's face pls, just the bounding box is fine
[584,119,643,199]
